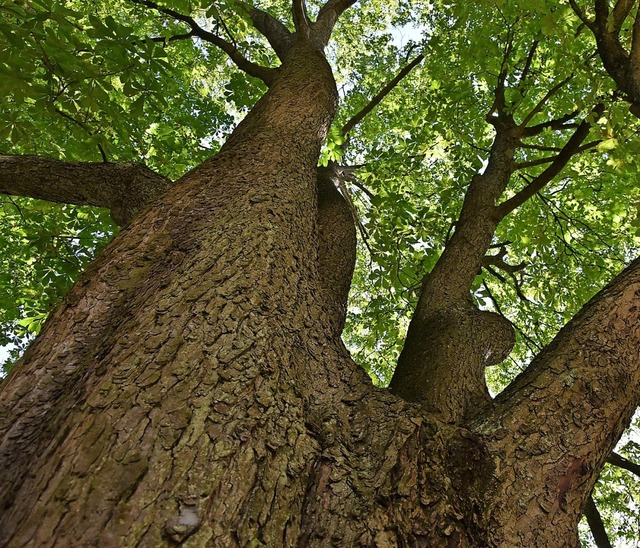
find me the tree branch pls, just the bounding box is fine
[0,155,173,225]
[630,6,640,81]
[341,53,424,137]
[612,0,636,33]
[146,31,195,44]
[131,0,276,85]
[607,450,640,477]
[594,0,610,23]
[313,0,359,46]
[584,495,613,548]
[235,1,293,60]
[519,110,581,137]
[517,40,539,88]
[569,0,595,28]
[292,0,311,35]
[519,75,573,128]
[497,112,599,219]
[513,140,600,169]
[477,255,640,538]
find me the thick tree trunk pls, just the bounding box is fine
[0,39,484,547]
[0,30,639,548]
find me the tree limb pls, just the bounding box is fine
[630,6,640,81]
[607,450,640,477]
[497,112,599,219]
[131,0,276,85]
[594,0,610,23]
[519,75,574,128]
[292,0,311,35]
[513,140,600,169]
[146,31,195,44]
[519,110,581,137]
[584,495,613,548]
[235,1,293,60]
[517,40,539,88]
[477,255,640,539]
[313,0,359,46]
[341,53,424,137]
[569,0,595,28]
[612,0,636,33]
[0,155,173,225]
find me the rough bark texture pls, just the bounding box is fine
[316,164,356,336]
[0,10,639,546]
[0,38,488,547]
[390,127,518,423]
[475,257,640,546]
[0,155,172,225]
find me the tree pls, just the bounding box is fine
[0,0,639,545]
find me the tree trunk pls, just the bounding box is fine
[1,33,639,547]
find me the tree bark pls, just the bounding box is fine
[0,21,639,548]
[0,155,172,225]
[390,125,518,423]
[475,257,640,546]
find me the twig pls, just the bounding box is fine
[130,0,275,84]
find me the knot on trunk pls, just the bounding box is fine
[476,310,515,367]
[390,305,515,424]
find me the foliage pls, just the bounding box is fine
[0,0,639,543]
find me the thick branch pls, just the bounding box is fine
[0,155,173,225]
[584,496,613,548]
[612,0,636,33]
[317,165,357,336]
[292,0,311,35]
[313,0,358,47]
[341,53,424,137]
[477,256,640,539]
[497,112,600,219]
[607,451,640,477]
[630,7,640,82]
[595,0,610,22]
[131,0,275,84]
[236,1,293,60]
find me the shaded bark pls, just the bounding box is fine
[390,125,519,423]
[316,164,356,336]
[0,155,172,225]
[391,101,597,424]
